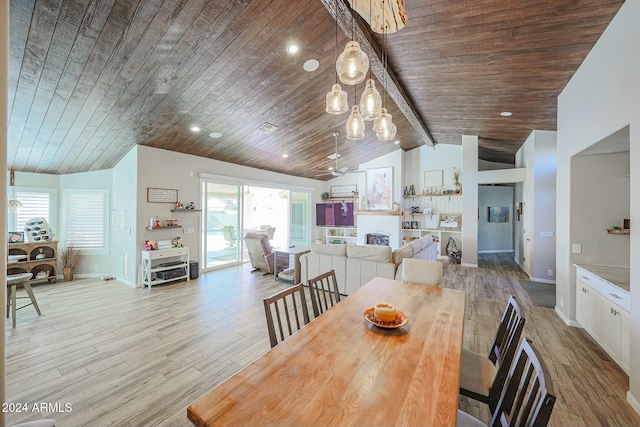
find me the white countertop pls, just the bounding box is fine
[575,263,630,292]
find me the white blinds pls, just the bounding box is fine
[65,190,108,251]
[16,191,51,232]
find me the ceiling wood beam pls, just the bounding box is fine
[320,0,435,147]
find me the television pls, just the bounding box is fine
[316,202,354,226]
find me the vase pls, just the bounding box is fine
[453,182,462,194]
[63,267,74,282]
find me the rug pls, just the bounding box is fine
[519,280,556,308]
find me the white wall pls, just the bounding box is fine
[478,186,514,252]
[112,147,138,286]
[515,130,557,283]
[570,152,630,267]
[557,0,640,411]
[404,144,462,193]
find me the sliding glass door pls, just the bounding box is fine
[203,182,242,269]
[290,191,310,246]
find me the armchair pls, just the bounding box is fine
[244,232,275,274]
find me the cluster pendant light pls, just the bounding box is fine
[326,0,398,142]
[375,0,396,141]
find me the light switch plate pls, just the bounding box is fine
[572,243,582,253]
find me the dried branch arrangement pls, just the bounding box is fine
[62,244,82,268]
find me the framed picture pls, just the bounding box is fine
[147,187,178,203]
[439,213,462,230]
[8,231,24,244]
[330,184,357,198]
[488,206,510,222]
[403,221,411,229]
[410,220,419,229]
[424,170,443,187]
[365,166,393,210]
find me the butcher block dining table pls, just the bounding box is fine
[187,276,467,427]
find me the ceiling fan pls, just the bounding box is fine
[314,133,364,177]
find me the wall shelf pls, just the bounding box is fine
[403,193,461,199]
[146,225,181,230]
[607,229,630,235]
[171,209,202,212]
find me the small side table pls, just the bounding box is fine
[273,246,310,284]
[6,272,41,328]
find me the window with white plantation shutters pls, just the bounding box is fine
[15,191,51,233]
[64,190,109,253]
[6,187,57,234]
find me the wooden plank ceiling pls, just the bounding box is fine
[7,0,624,180]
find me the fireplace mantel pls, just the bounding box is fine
[354,211,403,216]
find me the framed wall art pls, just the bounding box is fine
[147,187,178,203]
[365,166,393,210]
[438,213,462,231]
[488,206,510,223]
[8,231,24,244]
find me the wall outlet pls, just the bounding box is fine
[547,269,553,276]
[572,243,582,254]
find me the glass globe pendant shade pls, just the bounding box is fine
[376,121,397,141]
[346,105,365,140]
[373,108,392,132]
[359,79,382,121]
[325,83,349,114]
[336,41,369,85]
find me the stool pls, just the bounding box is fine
[6,273,41,328]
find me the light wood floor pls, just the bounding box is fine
[5,254,640,426]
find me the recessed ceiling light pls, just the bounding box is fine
[209,132,222,139]
[394,140,400,145]
[500,111,513,117]
[287,44,299,54]
[303,59,319,72]
[190,126,201,132]
[328,167,334,171]
[282,154,288,158]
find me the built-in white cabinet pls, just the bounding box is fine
[402,194,462,259]
[576,277,603,342]
[316,226,357,245]
[575,265,629,374]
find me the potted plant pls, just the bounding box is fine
[62,244,81,281]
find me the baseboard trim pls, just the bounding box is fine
[461,263,478,268]
[555,306,580,327]
[477,250,515,253]
[529,277,557,285]
[114,275,137,288]
[628,391,640,416]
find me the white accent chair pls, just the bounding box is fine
[398,258,442,286]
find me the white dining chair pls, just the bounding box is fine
[400,258,442,286]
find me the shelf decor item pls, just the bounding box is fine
[62,244,82,282]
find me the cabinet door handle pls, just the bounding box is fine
[580,275,590,281]
[609,293,622,300]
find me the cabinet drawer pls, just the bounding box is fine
[575,267,629,311]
